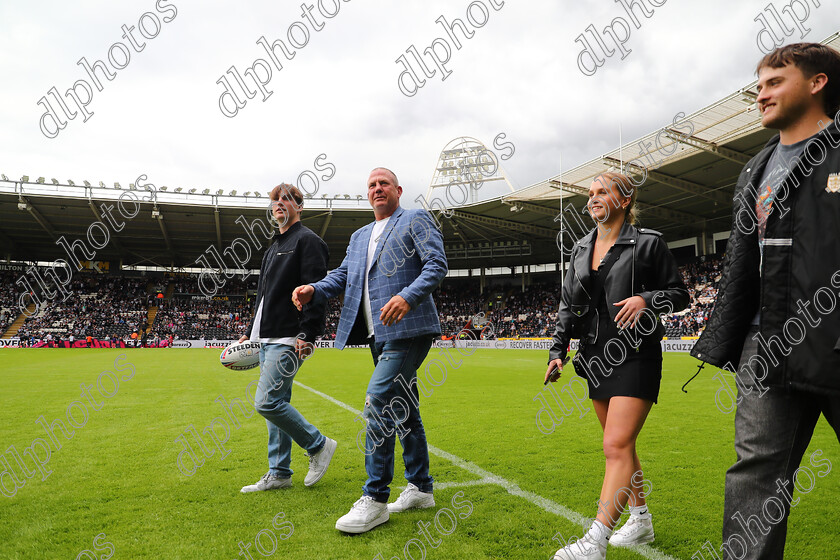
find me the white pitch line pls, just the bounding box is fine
[398,479,497,491]
[294,381,680,560]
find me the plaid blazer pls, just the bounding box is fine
[311,206,447,349]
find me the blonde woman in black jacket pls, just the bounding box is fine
[546,173,688,560]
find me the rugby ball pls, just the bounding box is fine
[220,341,261,371]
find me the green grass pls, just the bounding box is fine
[0,349,837,559]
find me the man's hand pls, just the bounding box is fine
[295,338,314,361]
[292,285,314,311]
[238,335,248,343]
[379,295,410,327]
[613,295,647,329]
[544,358,564,384]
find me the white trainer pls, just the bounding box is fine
[240,472,292,493]
[304,437,337,487]
[335,496,389,534]
[387,483,435,512]
[609,514,654,547]
[553,534,606,560]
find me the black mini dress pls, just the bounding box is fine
[573,267,663,403]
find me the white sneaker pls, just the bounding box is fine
[609,514,654,547]
[335,496,389,533]
[553,534,606,560]
[304,437,337,487]
[240,472,292,493]
[387,483,435,512]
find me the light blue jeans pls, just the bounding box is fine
[362,335,435,502]
[255,343,325,478]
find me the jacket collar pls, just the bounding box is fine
[273,220,302,240]
[749,115,840,182]
[369,205,404,266]
[576,219,638,248]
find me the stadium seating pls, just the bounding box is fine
[2,256,721,342]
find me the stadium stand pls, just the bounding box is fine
[1,256,721,343]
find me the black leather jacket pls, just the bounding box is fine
[691,119,840,395]
[549,221,689,362]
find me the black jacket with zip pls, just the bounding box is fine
[691,117,840,395]
[245,221,329,343]
[549,221,689,363]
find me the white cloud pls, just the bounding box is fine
[1,0,837,206]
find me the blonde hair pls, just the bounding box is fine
[595,172,638,225]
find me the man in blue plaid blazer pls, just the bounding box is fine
[293,167,447,534]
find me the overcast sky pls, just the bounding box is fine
[1,0,837,207]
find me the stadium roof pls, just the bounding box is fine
[2,30,838,272]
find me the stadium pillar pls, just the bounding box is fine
[480,267,485,295]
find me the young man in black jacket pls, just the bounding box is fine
[239,183,337,493]
[691,43,840,559]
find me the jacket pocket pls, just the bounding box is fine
[570,304,589,318]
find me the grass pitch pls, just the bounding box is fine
[0,348,837,559]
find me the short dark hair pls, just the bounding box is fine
[269,183,303,206]
[756,42,840,116]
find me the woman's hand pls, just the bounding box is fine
[544,358,564,384]
[613,295,647,329]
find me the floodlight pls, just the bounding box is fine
[202,188,210,195]
[216,189,224,195]
[174,187,183,193]
[21,175,29,182]
[160,186,168,192]
[189,188,197,194]
[252,192,261,197]
[51,178,59,185]
[229,190,237,196]
[83,180,90,187]
[37,177,45,184]
[344,194,351,199]
[67,180,75,186]
[1,174,7,181]
[99,181,105,188]
[115,182,122,189]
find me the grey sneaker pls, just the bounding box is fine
[609,514,654,547]
[387,483,435,512]
[240,472,292,493]
[304,437,337,487]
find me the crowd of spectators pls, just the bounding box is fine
[15,274,150,341]
[662,257,721,337]
[434,283,487,339]
[489,282,559,338]
[0,271,20,334]
[151,296,252,340]
[1,256,723,343]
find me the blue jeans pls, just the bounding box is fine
[362,335,435,503]
[722,327,840,560]
[254,343,325,478]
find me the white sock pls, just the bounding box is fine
[587,520,612,545]
[629,505,649,517]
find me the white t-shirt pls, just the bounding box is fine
[363,216,391,337]
[250,297,297,346]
